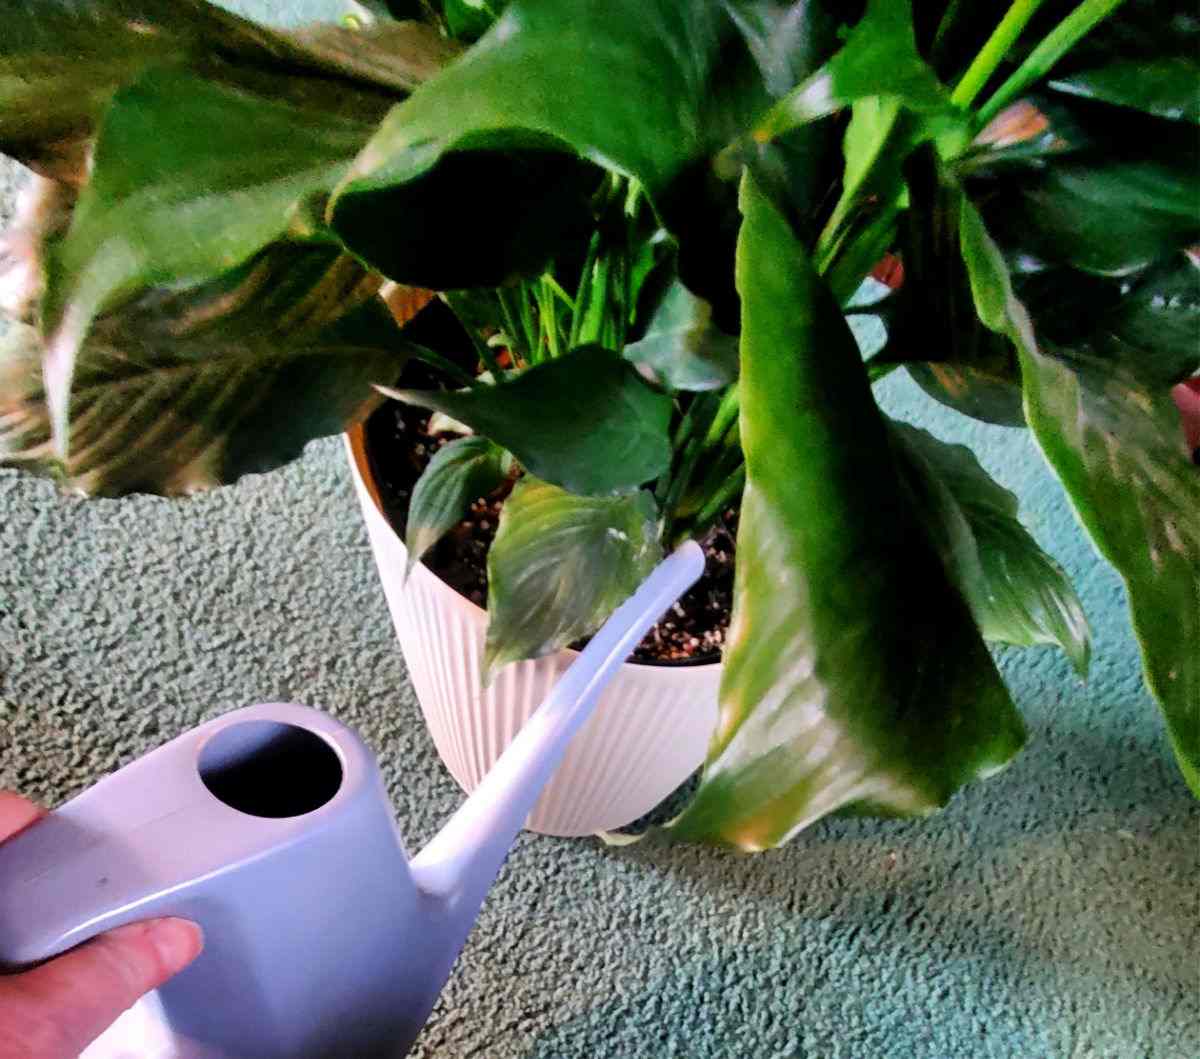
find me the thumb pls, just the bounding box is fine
[0,918,203,1059]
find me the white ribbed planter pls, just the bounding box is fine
[345,426,720,837]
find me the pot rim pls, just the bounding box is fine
[346,421,721,672]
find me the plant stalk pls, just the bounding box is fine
[976,0,1128,125]
[400,342,481,389]
[950,0,1047,109]
[676,465,746,546]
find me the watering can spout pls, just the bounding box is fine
[0,542,704,1058]
[411,541,706,906]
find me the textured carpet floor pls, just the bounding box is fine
[1,19,1197,1055]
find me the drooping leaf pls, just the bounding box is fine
[888,151,1024,426]
[907,360,1025,426]
[757,0,956,140]
[0,0,451,181]
[40,64,389,452]
[961,202,1200,793]
[970,90,1200,276]
[1021,347,1200,793]
[670,173,1024,850]
[0,245,405,496]
[928,191,1033,426]
[379,344,673,495]
[892,422,1090,675]
[0,0,263,180]
[623,281,739,392]
[405,435,506,572]
[443,0,504,40]
[791,1,967,292]
[483,477,660,679]
[329,0,781,288]
[1050,58,1200,124]
[1017,250,1200,387]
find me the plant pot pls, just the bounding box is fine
[345,424,720,837]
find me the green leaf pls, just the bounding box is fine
[379,344,673,496]
[892,422,1090,675]
[0,0,255,179]
[1017,251,1200,387]
[0,0,450,181]
[443,0,503,40]
[483,477,659,678]
[1020,346,1200,792]
[1050,58,1200,124]
[961,202,1199,792]
[907,361,1025,427]
[0,245,405,496]
[623,281,739,392]
[953,194,1064,347]
[669,173,1024,850]
[886,154,1024,426]
[971,95,1200,276]
[757,0,956,140]
[330,0,778,286]
[405,435,506,572]
[40,64,387,453]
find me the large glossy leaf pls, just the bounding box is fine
[0,245,405,495]
[39,65,387,452]
[758,0,953,139]
[622,281,739,392]
[890,155,1025,426]
[963,202,1200,792]
[0,0,261,179]
[329,0,779,287]
[1022,347,1200,792]
[970,90,1200,276]
[893,422,1090,675]
[0,0,450,181]
[1050,58,1200,124]
[405,435,506,573]
[483,477,659,678]
[1017,250,1200,387]
[669,174,1024,849]
[379,345,673,496]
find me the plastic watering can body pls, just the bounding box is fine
[0,543,705,1058]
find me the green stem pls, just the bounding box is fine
[568,230,602,349]
[495,289,526,368]
[660,437,705,537]
[680,424,742,519]
[400,342,481,389]
[976,0,1129,125]
[700,385,740,454]
[814,98,904,270]
[517,284,539,362]
[932,0,966,64]
[538,277,561,359]
[950,0,1047,109]
[675,464,746,546]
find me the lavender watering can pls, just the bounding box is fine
[0,543,705,1058]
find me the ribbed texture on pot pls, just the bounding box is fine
[346,434,720,837]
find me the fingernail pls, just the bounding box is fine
[147,918,204,972]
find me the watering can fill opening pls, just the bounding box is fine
[0,541,706,1059]
[197,721,345,820]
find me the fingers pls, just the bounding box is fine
[0,792,44,841]
[0,918,203,1059]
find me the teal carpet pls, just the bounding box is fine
[1,19,1197,1054]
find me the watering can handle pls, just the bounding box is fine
[411,541,706,900]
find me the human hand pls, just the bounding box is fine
[0,792,203,1059]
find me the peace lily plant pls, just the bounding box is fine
[1,0,1196,849]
